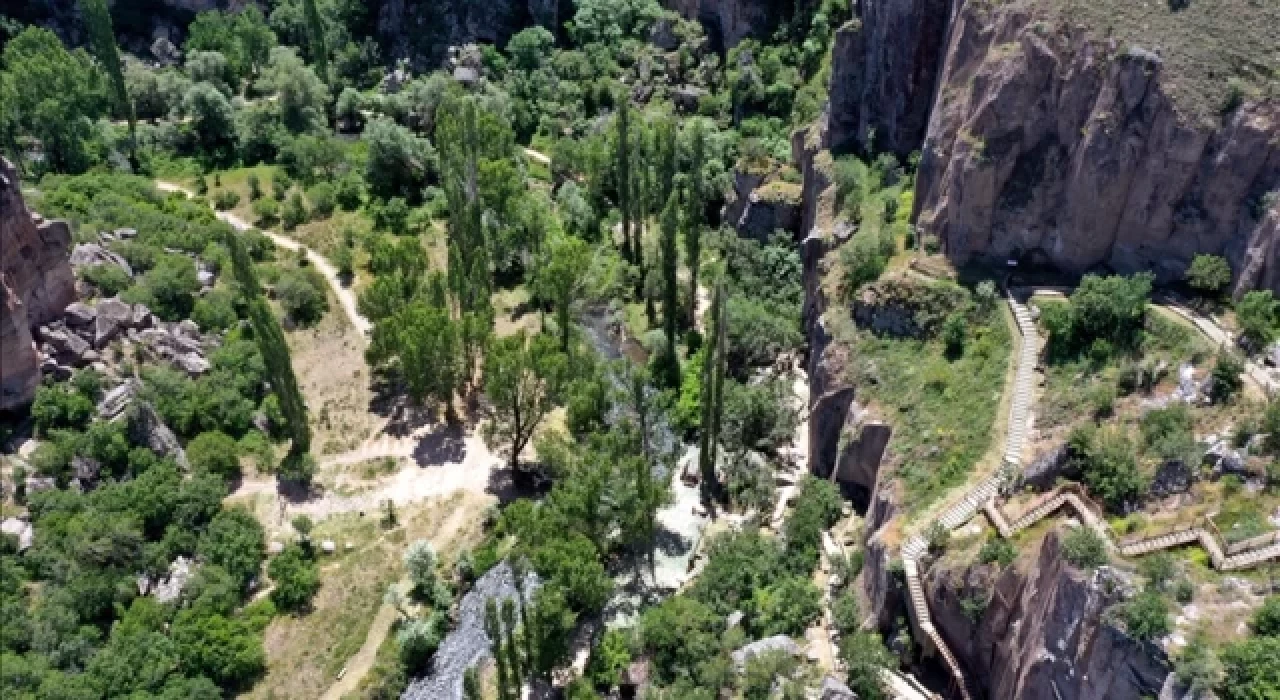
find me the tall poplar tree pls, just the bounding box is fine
[79,0,135,166]
[227,230,311,462]
[657,191,681,388]
[684,122,707,325]
[614,98,635,263]
[485,599,513,700]
[301,0,329,84]
[502,598,523,689]
[698,277,727,509]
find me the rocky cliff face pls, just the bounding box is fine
[826,0,953,160]
[374,0,562,68]
[665,0,786,51]
[910,3,1280,292]
[921,530,1169,700]
[1,158,77,411]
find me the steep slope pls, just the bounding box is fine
[911,0,1280,293]
[0,158,77,411]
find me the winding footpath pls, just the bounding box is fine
[154,181,371,336]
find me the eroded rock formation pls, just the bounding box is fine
[922,530,1169,700]
[827,0,953,160]
[1,158,76,411]
[910,5,1280,291]
[665,0,786,51]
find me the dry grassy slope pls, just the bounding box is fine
[1039,0,1280,125]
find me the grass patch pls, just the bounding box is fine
[831,295,1012,513]
[1031,0,1279,126]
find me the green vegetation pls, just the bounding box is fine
[1061,527,1108,569]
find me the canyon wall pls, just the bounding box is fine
[665,0,786,51]
[1,158,77,411]
[910,3,1280,292]
[922,530,1169,700]
[826,0,953,160]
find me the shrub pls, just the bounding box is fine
[306,183,336,219]
[1186,254,1232,296]
[1175,634,1223,695]
[1069,425,1148,510]
[275,266,328,324]
[186,430,241,480]
[942,312,967,358]
[252,197,278,225]
[1061,526,1108,569]
[213,190,241,211]
[31,385,94,435]
[267,544,320,611]
[272,172,290,200]
[1209,352,1244,403]
[752,576,822,637]
[832,589,861,636]
[334,173,363,210]
[721,378,798,454]
[840,232,890,295]
[127,254,200,320]
[281,192,308,229]
[979,536,1017,567]
[192,287,239,331]
[1220,637,1280,700]
[247,173,262,200]
[1140,404,1198,464]
[1251,595,1280,636]
[81,263,132,296]
[1236,290,1278,349]
[1121,590,1170,641]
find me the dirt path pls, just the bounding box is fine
[319,581,405,700]
[154,180,371,337]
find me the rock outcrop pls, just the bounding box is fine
[910,5,1280,292]
[665,0,787,51]
[1,158,76,411]
[373,0,561,68]
[922,529,1169,700]
[826,0,953,160]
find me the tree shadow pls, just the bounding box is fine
[653,524,692,558]
[410,421,467,465]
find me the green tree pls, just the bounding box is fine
[1069,425,1147,511]
[698,278,728,507]
[485,598,513,700]
[197,507,266,590]
[639,595,723,684]
[79,0,135,165]
[186,430,240,480]
[0,27,108,173]
[1236,290,1278,348]
[182,81,237,163]
[1219,636,1280,700]
[364,117,435,200]
[268,543,320,611]
[1210,351,1244,404]
[1061,526,1108,569]
[840,630,894,700]
[300,0,329,83]
[170,608,265,689]
[482,332,567,471]
[614,97,636,262]
[226,230,311,460]
[257,46,328,133]
[656,191,682,388]
[585,628,631,689]
[530,533,612,614]
[1186,254,1232,297]
[532,234,592,351]
[1251,595,1280,636]
[369,302,461,413]
[752,576,822,636]
[684,121,707,324]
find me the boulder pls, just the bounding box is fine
[730,635,801,669]
[673,85,707,113]
[150,37,180,66]
[152,557,194,603]
[64,302,96,327]
[1,157,76,410]
[69,242,133,278]
[819,676,857,700]
[114,228,137,240]
[97,380,138,419]
[38,324,91,365]
[0,518,34,552]
[94,297,133,348]
[649,16,680,50]
[176,352,211,376]
[127,401,189,469]
[175,319,200,339]
[735,181,802,242]
[25,476,56,495]
[70,456,102,491]
[130,303,154,329]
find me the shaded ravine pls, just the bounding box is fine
[154,180,371,336]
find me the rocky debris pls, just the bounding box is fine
[827,0,950,160]
[97,380,138,419]
[0,518,34,552]
[403,561,540,700]
[69,242,133,278]
[819,676,858,700]
[320,540,336,554]
[1203,440,1246,475]
[911,3,1280,295]
[25,476,56,495]
[730,634,801,669]
[921,529,1167,700]
[129,320,213,377]
[38,322,92,366]
[1,157,76,411]
[127,401,189,469]
[139,556,194,603]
